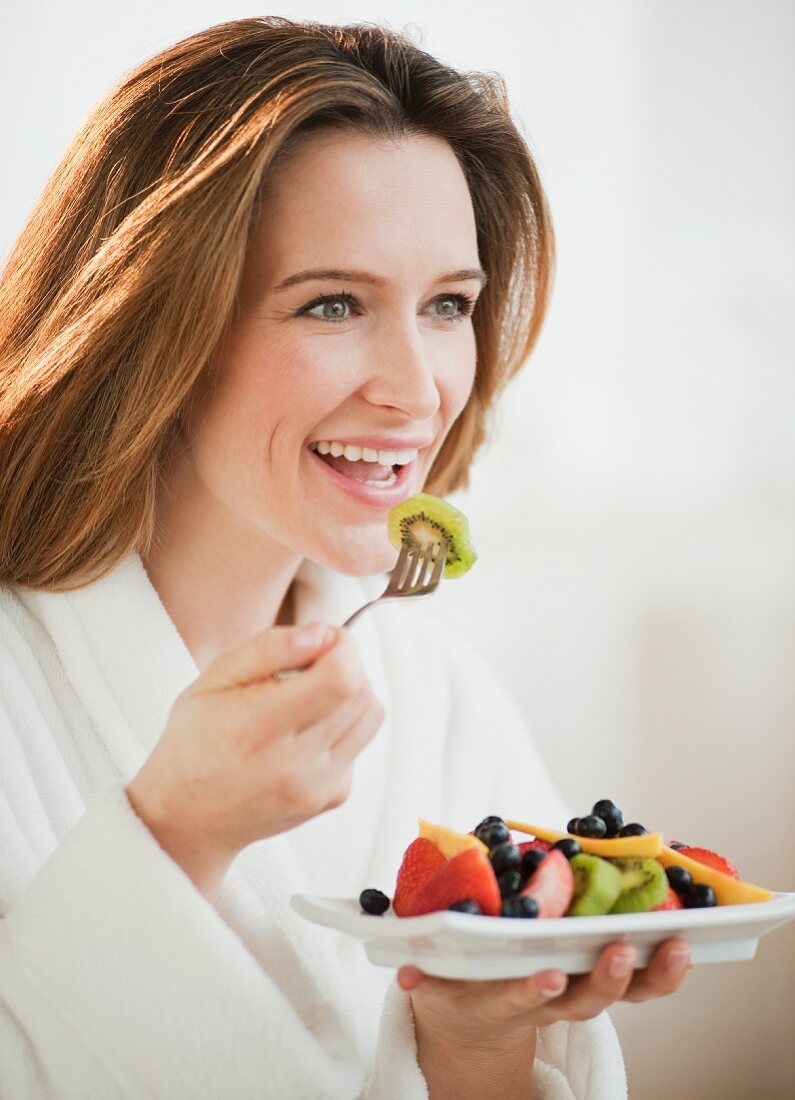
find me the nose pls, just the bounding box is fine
[358,323,441,422]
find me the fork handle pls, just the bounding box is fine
[341,597,381,630]
[273,597,380,679]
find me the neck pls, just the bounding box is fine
[142,447,302,673]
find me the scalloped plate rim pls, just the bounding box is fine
[290,890,795,945]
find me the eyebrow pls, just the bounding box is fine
[271,266,488,291]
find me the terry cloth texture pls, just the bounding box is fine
[0,552,627,1098]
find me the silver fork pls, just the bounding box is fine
[274,539,447,679]
[343,537,448,628]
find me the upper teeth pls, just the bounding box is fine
[310,441,418,466]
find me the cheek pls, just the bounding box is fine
[189,401,264,503]
[440,344,478,421]
[249,330,357,419]
[183,365,275,496]
[200,335,299,440]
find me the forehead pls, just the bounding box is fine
[246,129,480,284]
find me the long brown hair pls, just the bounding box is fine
[0,17,554,590]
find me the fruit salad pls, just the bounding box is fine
[358,800,775,918]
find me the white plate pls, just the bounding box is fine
[291,892,795,980]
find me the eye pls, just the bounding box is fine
[432,293,477,324]
[298,291,358,324]
[296,290,478,325]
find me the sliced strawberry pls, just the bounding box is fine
[676,845,740,880]
[519,849,574,918]
[652,886,684,911]
[518,838,553,855]
[393,837,447,917]
[407,847,501,917]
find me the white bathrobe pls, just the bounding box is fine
[0,552,627,1099]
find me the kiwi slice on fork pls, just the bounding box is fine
[387,492,477,579]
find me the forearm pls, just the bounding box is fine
[415,1019,537,1100]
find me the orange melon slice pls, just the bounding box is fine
[418,818,488,858]
[657,846,774,905]
[506,818,663,859]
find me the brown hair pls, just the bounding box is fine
[0,17,554,590]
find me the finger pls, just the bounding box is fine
[242,631,369,732]
[397,966,424,991]
[330,695,385,758]
[295,697,383,803]
[396,966,571,1024]
[306,702,384,812]
[534,942,638,1025]
[201,623,339,691]
[620,938,691,1004]
[298,688,373,749]
[302,630,368,703]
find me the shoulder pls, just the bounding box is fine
[0,583,70,721]
[0,582,61,664]
[0,583,46,667]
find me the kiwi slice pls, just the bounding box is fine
[567,854,622,916]
[387,492,477,579]
[608,858,668,914]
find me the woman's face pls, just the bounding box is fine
[184,128,484,575]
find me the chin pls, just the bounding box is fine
[304,532,397,577]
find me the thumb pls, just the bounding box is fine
[397,966,426,992]
[202,622,338,690]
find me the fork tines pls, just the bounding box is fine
[400,538,447,591]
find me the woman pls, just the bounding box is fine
[0,18,690,1098]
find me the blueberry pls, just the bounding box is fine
[567,817,581,835]
[490,843,521,876]
[592,799,624,837]
[475,815,505,832]
[553,838,582,860]
[668,841,687,850]
[501,895,540,918]
[359,888,390,915]
[498,870,523,898]
[448,898,482,915]
[684,883,717,909]
[476,821,511,849]
[577,815,607,839]
[665,866,693,895]
[520,848,547,880]
[618,823,648,837]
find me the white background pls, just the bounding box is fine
[3,2,793,1096]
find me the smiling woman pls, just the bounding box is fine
[0,18,552,594]
[0,17,686,1100]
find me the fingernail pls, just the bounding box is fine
[665,948,690,974]
[292,623,334,650]
[540,974,567,996]
[608,951,636,979]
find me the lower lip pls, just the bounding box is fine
[307,448,417,507]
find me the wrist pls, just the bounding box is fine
[413,998,537,1057]
[412,1001,537,1100]
[125,780,235,900]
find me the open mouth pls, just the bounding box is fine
[305,440,420,503]
[310,451,398,486]
[308,441,417,489]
